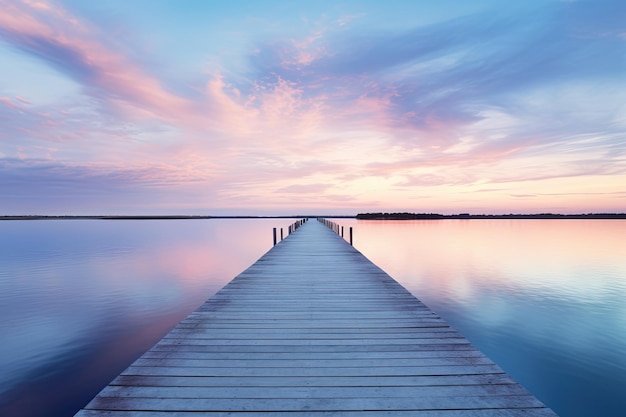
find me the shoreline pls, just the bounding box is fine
[356,213,626,220]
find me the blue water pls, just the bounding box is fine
[335,219,626,417]
[0,219,294,417]
[1,219,625,417]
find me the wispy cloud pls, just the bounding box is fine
[0,0,624,214]
[0,0,191,124]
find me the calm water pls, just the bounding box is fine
[335,219,626,417]
[1,219,625,417]
[0,219,295,417]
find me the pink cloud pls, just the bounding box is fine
[0,96,31,110]
[0,0,191,124]
[1,2,334,143]
[0,2,464,156]
[203,75,259,135]
[201,73,326,147]
[283,31,329,68]
[0,97,20,109]
[14,96,31,104]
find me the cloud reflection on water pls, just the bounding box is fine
[337,218,626,417]
[0,218,293,417]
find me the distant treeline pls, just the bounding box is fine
[356,212,626,220]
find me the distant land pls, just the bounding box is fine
[356,212,626,220]
[0,215,353,221]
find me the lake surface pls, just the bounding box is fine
[335,219,626,417]
[1,219,625,417]
[0,219,296,417]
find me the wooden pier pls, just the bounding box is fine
[76,219,557,416]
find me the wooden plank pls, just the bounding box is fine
[130,356,494,368]
[139,350,487,360]
[120,364,505,377]
[176,319,447,327]
[151,338,472,346]
[96,383,530,399]
[149,343,478,353]
[85,395,546,411]
[167,327,453,334]
[76,409,559,417]
[163,328,463,342]
[110,374,516,387]
[75,220,557,416]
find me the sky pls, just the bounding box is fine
[1,0,625,215]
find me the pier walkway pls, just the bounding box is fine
[76,219,557,416]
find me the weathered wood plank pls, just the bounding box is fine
[85,395,547,411]
[158,336,463,343]
[149,343,477,353]
[175,319,448,327]
[110,374,516,388]
[139,349,487,360]
[96,384,530,399]
[164,330,460,338]
[167,327,454,335]
[120,364,505,377]
[153,338,471,346]
[76,409,559,417]
[130,356,494,368]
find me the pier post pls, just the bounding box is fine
[273,228,277,246]
[281,228,284,241]
[349,227,353,246]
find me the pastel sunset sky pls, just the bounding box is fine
[1,0,625,215]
